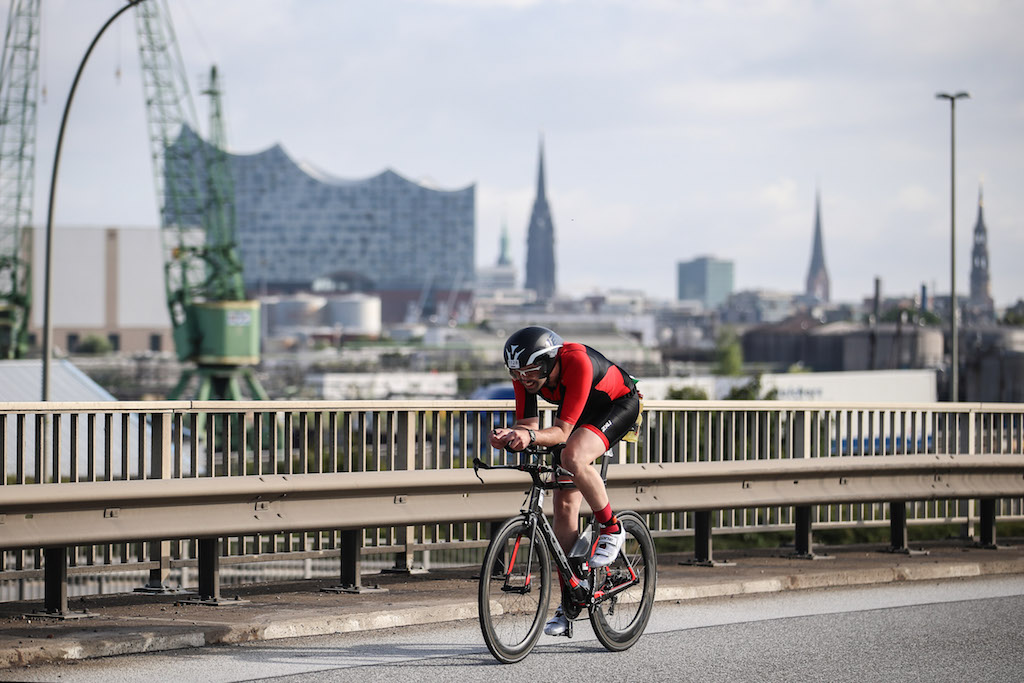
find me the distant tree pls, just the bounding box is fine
[879,307,942,326]
[75,334,112,355]
[724,374,778,401]
[667,385,708,400]
[713,329,743,376]
[1002,300,1024,326]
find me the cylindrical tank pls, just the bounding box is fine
[269,295,326,329]
[324,294,382,337]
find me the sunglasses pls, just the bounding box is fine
[509,365,546,382]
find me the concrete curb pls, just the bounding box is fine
[2,553,1023,669]
[0,630,206,668]
[247,602,481,642]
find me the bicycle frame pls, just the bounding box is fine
[475,447,640,612]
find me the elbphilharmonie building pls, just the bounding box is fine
[169,128,475,322]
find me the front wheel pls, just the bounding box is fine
[478,515,552,664]
[589,510,657,651]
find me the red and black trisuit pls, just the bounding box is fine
[513,343,641,451]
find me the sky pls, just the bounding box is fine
[18,0,1024,308]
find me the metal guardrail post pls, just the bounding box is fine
[694,511,713,562]
[978,498,998,549]
[323,528,386,594]
[197,537,220,601]
[889,500,909,550]
[793,506,813,556]
[680,510,733,567]
[175,537,247,606]
[42,547,67,614]
[340,529,362,587]
[789,411,828,560]
[791,506,832,560]
[885,501,927,555]
[34,546,89,619]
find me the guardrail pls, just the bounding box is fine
[2,399,1023,615]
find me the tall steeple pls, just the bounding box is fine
[969,185,994,317]
[805,189,830,303]
[525,137,556,301]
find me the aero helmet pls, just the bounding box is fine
[503,326,563,379]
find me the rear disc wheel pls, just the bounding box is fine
[589,510,657,651]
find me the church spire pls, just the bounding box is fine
[497,219,511,266]
[525,135,556,301]
[536,136,547,201]
[969,185,994,318]
[805,189,830,303]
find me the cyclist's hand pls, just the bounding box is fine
[489,427,513,450]
[490,427,529,451]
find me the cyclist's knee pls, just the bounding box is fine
[561,445,595,472]
[562,432,607,472]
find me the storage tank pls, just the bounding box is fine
[324,294,382,337]
[269,295,326,330]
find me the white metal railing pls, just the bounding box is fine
[2,399,1023,602]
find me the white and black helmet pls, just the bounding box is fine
[503,326,563,377]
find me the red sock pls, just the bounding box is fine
[595,504,619,534]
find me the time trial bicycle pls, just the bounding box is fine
[473,444,657,664]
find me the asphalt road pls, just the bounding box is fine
[2,574,1021,683]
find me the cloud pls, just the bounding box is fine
[894,185,936,212]
[24,0,1024,309]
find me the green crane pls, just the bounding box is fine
[0,0,39,359]
[134,0,266,400]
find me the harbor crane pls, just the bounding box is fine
[0,0,39,359]
[134,0,267,400]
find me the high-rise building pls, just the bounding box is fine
[167,128,475,323]
[805,190,830,304]
[968,187,995,321]
[524,139,556,301]
[677,256,734,310]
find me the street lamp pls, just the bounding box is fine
[41,0,145,399]
[935,91,969,402]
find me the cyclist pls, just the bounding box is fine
[489,325,642,637]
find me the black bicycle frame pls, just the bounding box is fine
[483,448,639,610]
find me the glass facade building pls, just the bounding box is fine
[677,256,734,310]
[167,128,475,320]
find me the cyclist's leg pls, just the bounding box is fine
[552,487,583,554]
[559,428,612,520]
[550,483,583,635]
[561,391,641,516]
[562,394,641,565]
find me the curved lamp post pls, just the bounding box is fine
[935,91,969,403]
[42,0,146,399]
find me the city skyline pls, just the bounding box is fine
[20,0,1024,308]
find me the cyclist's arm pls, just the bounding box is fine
[494,417,572,451]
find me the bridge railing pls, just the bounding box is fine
[2,399,1023,610]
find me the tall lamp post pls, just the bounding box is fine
[41,0,145,399]
[935,91,969,402]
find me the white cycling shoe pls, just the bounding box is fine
[544,606,570,636]
[589,527,625,568]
